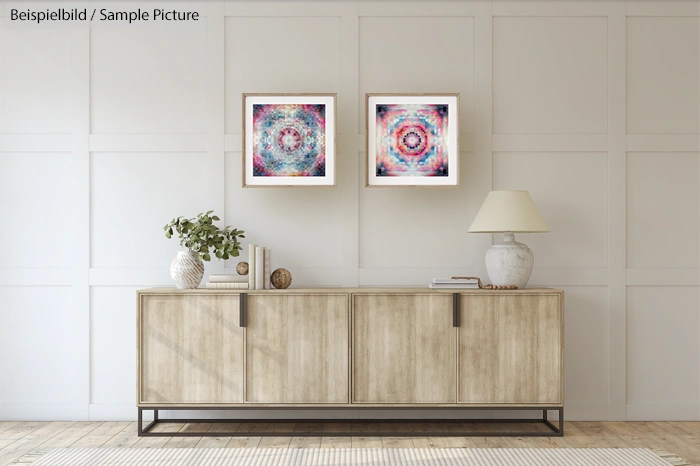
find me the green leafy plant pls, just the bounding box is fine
[164,211,245,262]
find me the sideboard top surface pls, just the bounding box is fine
[137,287,563,295]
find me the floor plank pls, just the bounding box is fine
[320,436,352,448]
[411,436,446,448]
[0,422,75,466]
[380,436,414,448]
[570,421,629,449]
[288,423,322,448]
[40,423,104,448]
[0,424,21,436]
[196,436,230,448]
[225,423,266,449]
[225,436,261,448]
[256,423,294,448]
[624,422,700,465]
[319,423,352,448]
[130,422,181,450]
[351,436,382,448]
[0,423,48,446]
[289,436,323,448]
[101,422,140,448]
[70,422,130,448]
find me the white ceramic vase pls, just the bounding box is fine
[484,232,534,289]
[170,250,204,289]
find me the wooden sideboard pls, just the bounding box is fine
[136,288,564,437]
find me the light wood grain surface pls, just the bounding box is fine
[352,294,457,403]
[246,294,350,403]
[139,294,244,404]
[459,294,563,404]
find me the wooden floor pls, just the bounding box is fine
[0,421,697,465]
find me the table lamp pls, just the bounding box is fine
[468,190,550,289]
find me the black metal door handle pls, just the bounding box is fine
[453,293,460,327]
[239,293,247,327]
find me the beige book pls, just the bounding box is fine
[206,282,249,289]
[248,244,256,290]
[264,249,271,289]
[209,274,248,283]
[255,246,265,290]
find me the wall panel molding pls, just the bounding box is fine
[339,2,360,287]
[89,134,207,152]
[626,0,700,17]
[0,269,73,287]
[359,1,481,16]
[70,26,91,421]
[565,402,611,422]
[626,403,700,421]
[626,134,700,152]
[607,0,627,422]
[472,0,493,281]
[205,0,226,280]
[0,403,82,421]
[529,267,609,287]
[493,0,612,16]
[492,134,608,152]
[225,1,346,16]
[627,268,700,286]
[0,135,71,152]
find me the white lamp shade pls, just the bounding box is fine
[468,190,550,233]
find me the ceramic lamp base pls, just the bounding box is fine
[485,232,534,289]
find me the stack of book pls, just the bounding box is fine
[205,274,249,289]
[204,245,273,290]
[428,278,480,289]
[248,244,272,290]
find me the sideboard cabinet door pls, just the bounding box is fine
[138,294,243,404]
[352,294,456,404]
[458,294,563,404]
[245,294,350,404]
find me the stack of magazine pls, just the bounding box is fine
[205,274,248,289]
[428,277,480,289]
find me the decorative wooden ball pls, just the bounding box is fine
[270,268,292,289]
[236,262,249,275]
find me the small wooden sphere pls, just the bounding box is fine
[236,262,249,275]
[271,268,292,289]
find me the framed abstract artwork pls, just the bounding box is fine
[366,93,459,187]
[243,93,336,187]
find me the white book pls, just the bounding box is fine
[209,274,248,283]
[432,278,479,284]
[206,282,249,289]
[248,244,256,290]
[255,246,265,290]
[428,283,480,289]
[264,249,271,289]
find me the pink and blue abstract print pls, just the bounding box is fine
[252,104,326,177]
[375,104,449,177]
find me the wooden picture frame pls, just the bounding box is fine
[243,93,337,187]
[365,93,460,187]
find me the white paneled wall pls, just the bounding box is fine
[0,0,698,422]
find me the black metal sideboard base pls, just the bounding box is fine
[137,406,563,437]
